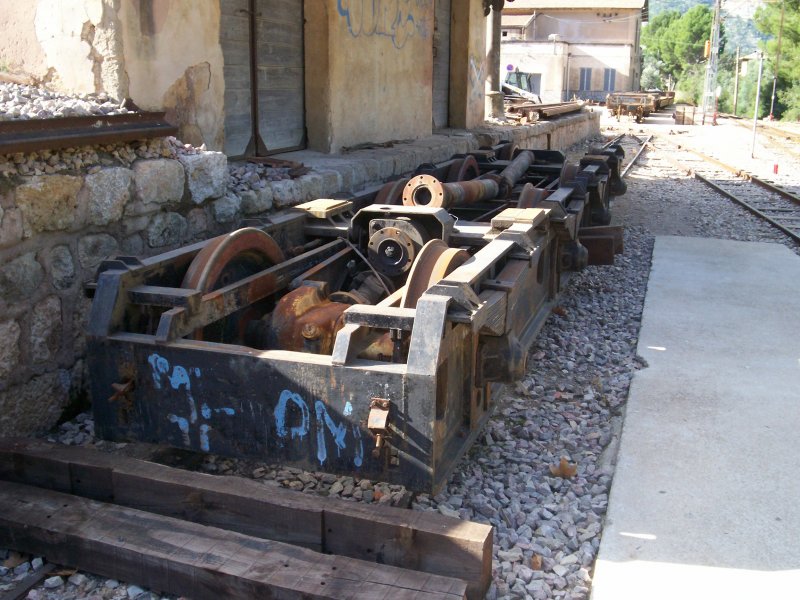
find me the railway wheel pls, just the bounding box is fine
[181,227,285,342]
[446,155,480,182]
[375,178,410,205]
[400,240,470,309]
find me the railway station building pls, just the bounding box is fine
[500,0,647,103]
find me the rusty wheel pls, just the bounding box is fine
[559,162,580,187]
[375,178,409,205]
[400,240,470,309]
[446,155,480,182]
[182,227,285,342]
[517,183,550,208]
[498,142,518,161]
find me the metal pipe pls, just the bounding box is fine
[402,175,500,208]
[499,149,534,189]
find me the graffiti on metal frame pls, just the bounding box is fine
[337,0,432,49]
[274,389,364,468]
[146,353,363,467]
[148,353,235,452]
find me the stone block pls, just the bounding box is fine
[48,245,76,290]
[85,167,133,226]
[178,152,228,204]
[0,373,69,437]
[238,188,272,215]
[121,234,144,255]
[317,170,342,195]
[213,194,241,223]
[133,159,185,206]
[31,296,62,364]
[123,215,150,235]
[0,252,44,304]
[147,212,188,248]
[15,175,83,234]
[271,180,300,208]
[187,208,209,237]
[0,207,24,247]
[78,234,119,271]
[298,173,324,202]
[0,320,20,380]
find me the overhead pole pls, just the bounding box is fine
[733,46,741,116]
[768,0,785,120]
[701,0,722,124]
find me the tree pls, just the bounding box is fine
[641,11,681,81]
[755,0,800,120]
[640,5,715,87]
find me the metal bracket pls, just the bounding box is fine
[367,398,391,458]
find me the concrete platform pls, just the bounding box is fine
[591,237,800,600]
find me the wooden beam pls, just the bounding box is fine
[0,439,492,599]
[0,481,467,600]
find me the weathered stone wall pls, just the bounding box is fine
[0,149,233,436]
[0,0,224,150]
[0,110,599,438]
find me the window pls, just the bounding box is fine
[505,71,542,95]
[604,68,616,92]
[579,68,592,91]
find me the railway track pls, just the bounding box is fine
[639,136,800,245]
[719,114,800,163]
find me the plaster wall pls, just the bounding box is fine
[304,0,435,154]
[523,9,641,44]
[502,41,567,103]
[567,44,634,93]
[0,1,225,151]
[0,2,48,81]
[502,41,636,101]
[450,0,487,129]
[119,1,225,150]
[0,0,126,95]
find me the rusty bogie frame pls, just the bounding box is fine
[606,91,675,123]
[87,143,626,492]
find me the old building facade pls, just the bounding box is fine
[501,0,647,103]
[1,0,494,154]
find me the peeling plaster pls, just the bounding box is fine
[31,0,126,98]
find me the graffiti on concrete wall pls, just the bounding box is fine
[469,53,486,103]
[337,0,433,49]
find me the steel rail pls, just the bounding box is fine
[645,137,800,245]
[670,143,800,206]
[602,133,627,149]
[0,112,178,154]
[621,135,652,178]
[693,172,800,244]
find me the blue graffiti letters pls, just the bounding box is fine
[274,390,363,468]
[274,390,310,440]
[315,400,348,464]
[337,0,432,49]
[148,353,235,452]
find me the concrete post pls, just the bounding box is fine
[485,2,504,119]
